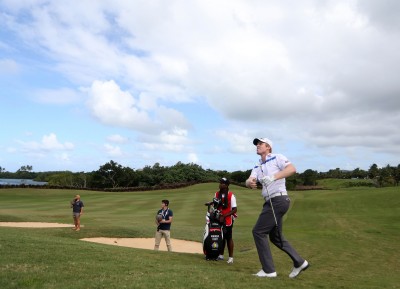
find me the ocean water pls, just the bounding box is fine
[0,179,48,186]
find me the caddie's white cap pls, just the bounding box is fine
[253,137,273,148]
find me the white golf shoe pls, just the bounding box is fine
[253,270,277,278]
[227,257,234,264]
[289,260,309,278]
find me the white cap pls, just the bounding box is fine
[253,137,273,149]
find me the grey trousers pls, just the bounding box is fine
[252,196,305,273]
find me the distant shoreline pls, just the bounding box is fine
[0,178,48,186]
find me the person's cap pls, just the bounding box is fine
[253,137,273,148]
[220,177,230,185]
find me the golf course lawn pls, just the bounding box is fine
[0,182,399,289]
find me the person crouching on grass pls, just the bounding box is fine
[154,199,173,251]
[70,194,84,231]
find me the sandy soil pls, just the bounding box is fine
[0,222,75,228]
[81,237,203,254]
[0,222,203,254]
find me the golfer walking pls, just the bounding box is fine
[246,138,308,278]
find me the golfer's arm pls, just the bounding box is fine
[245,175,257,188]
[274,164,296,180]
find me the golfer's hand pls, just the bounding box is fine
[261,176,275,186]
[245,178,258,189]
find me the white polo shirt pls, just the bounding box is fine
[250,153,291,199]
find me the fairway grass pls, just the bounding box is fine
[0,184,399,289]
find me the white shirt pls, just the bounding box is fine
[230,194,237,208]
[250,153,291,199]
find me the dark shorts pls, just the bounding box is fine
[223,225,233,240]
[73,212,81,218]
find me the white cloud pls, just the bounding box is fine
[188,153,199,163]
[107,134,129,144]
[214,129,255,154]
[86,80,153,130]
[59,152,70,162]
[18,133,74,152]
[104,143,123,157]
[86,80,190,133]
[138,127,190,152]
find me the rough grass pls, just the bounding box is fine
[0,183,399,289]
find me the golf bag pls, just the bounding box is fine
[203,198,224,260]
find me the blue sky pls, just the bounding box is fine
[1,0,400,173]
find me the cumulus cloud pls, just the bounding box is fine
[86,80,190,134]
[104,143,123,157]
[214,129,255,154]
[139,128,190,152]
[18,133,74,152]
[107,134,129,144]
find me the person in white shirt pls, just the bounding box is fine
[246,137,309,278]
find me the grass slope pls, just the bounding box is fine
[0,183,399,289]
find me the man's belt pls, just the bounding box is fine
[264,191,288,202]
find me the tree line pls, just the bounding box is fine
[0,161,399,190]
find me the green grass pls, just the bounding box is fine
[0,183,399,289]
[316,178,375,190]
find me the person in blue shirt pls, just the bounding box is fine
[70,194,84,231]
[154,199,173,251]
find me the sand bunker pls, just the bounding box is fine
[0,222,202,254]
[0,222,75,228]
[81,237,203,254]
